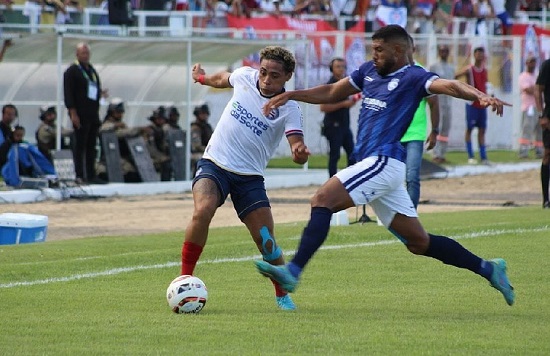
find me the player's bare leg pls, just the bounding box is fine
[181,178,220,275]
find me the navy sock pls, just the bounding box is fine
[425,233,491,280]
[291,207,333,272]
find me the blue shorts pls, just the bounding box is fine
[466,104,487,130]
[193,159,270,220]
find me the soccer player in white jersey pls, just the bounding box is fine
[182,46,310,311]
[256,25,516,307]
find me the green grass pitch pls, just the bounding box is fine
[1,207,549,355]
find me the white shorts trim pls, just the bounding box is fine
[335,156,417,227]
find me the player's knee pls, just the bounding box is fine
[192,204,216,224]
[404,234,430,255]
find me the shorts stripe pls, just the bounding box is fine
[343,156,388,192]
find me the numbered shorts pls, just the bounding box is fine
[335,155,417,227]
[193,158,270,220]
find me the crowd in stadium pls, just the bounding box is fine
[0,0,548,34]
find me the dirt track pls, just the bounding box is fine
[0,169,542,241]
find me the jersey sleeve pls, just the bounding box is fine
[349,61,372,91]
[228,66,251,87]
[284,101,304,137]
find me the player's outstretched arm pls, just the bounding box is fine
[262,78,358,115]
[429,78,510,116]
[192,63,232,89]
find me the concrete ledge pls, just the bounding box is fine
[0,163,539,204]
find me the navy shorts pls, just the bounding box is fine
[193,159,270,220]
[466,104,487,130]
[543,128,550,149]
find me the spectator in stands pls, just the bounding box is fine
[293,0,331,15]
[491,0,512,35]
[64,42,108,184]
[97,98,142,183]
[375,0,408,29]
[0,103,17,169]
[433,0,454,33]
[258,0,294,16]
[144,106,172,181]
[430,44,455,164]
[519,56,543,159]
[410,0,437,33]
[455,46,492,165]
[190,103,213,176]
[236,0,261,17]
[451,0,475,34]
[35,105,72,163]
[473,0,494,35]
[173,0,190,10]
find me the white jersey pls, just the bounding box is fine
[203,66,304,175]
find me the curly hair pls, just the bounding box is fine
[259,46,296,74]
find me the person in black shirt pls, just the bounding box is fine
[535,58,550,208]
[320,58,360,177]
[63,42,107,184]
[0,104,17,169]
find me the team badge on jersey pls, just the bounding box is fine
[266,108,279,121]
[388,78,399,91]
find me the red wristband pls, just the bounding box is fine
[197,74,205,85]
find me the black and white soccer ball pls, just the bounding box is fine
[166,275,208,314]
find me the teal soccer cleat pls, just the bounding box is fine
[255,261,298,293]
[276,294,296,311]
[489,258,515,306]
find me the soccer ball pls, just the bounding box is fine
[166,275,208,314]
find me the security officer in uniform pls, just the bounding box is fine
[190,104,213,176]
[320,58,360,177]
[97,98,143,182]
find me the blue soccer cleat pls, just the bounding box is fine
[255,260,298,293]
[276,294,296,311]
[489,258,515,306]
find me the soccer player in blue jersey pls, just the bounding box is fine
[255,25,515,306]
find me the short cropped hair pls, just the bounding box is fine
[473,47,485,53]
[260,46,296,74]
[372,25,410,46]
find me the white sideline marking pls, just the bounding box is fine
[1,226,548,289]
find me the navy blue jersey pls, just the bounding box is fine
[349,61,439,162]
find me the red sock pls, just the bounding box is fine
[270,278,286,297]
[181,241,203,275]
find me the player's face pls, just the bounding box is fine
[371,39,397,76]
[258,59,292,97]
